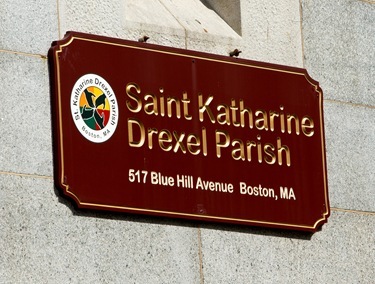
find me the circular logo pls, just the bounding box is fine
[71,74,119,143]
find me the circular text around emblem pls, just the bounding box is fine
[70,74,119,143]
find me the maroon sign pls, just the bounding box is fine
[49,31,330,232]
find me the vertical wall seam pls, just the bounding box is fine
[158,0,188,48]
[197,225,204,284]
[57,0,61,39]
[298,0,306,68]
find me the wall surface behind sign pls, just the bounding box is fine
[0,0,374,283]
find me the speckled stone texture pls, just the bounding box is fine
[0,0,58,55]
[301,0,375,212]
[301,0,375,106]
[0,174,201,283]
[324,101,375,212]
[0,53,52,176]
[58,0,303,66]
[200,210,375,283]
[240,0,303,67]
[0,0,374,283]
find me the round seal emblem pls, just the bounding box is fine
[70,74,119,143]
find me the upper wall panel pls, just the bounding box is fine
[0,0,304,67]
[0,0,58,55]
[301,0,375,106]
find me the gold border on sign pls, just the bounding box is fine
[52,33,330,231]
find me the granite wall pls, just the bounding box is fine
[0,0,374,283]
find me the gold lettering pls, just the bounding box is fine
[240,100,254,128]
[287,114,300,135]
[231,139,245,161]
[264,143,276,165]
[202,127,208,156]
[159,130,173,151]
[246,140,257,162]
[301,116,314,137]
[182,92,192,120]
[256,135,262,163]
[159,90,165,117]
[173,132,186,153]
[186,134,200,155]
[277,137,291,166]
[215,130,230,158]
[217,104,230,125]
[269,110,279,132]
[144,93,158,115]
[279,105,285,133]
[147,128,158,149]
[255,110,269,131]
[198,93,215,123]
[128,118,145,147]
[167,97,181,118]
[230,99,240,127]
[126,83,142,113]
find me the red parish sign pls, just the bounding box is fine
[49,31,330,232]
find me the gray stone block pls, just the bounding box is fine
[200,210,375,283]
[324,101,375,212]
[59,0,125,39]
[186,33,242,57]
[240,0,303,67]
[0,52,52,176]
[59,0,187,49]
[0,173,201,283]
[58,0,304,68]
[0,0,58,55]
[301,0,375,106]
[202,0,242,35]
[59,0,240,51]
[159,0,239,39]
